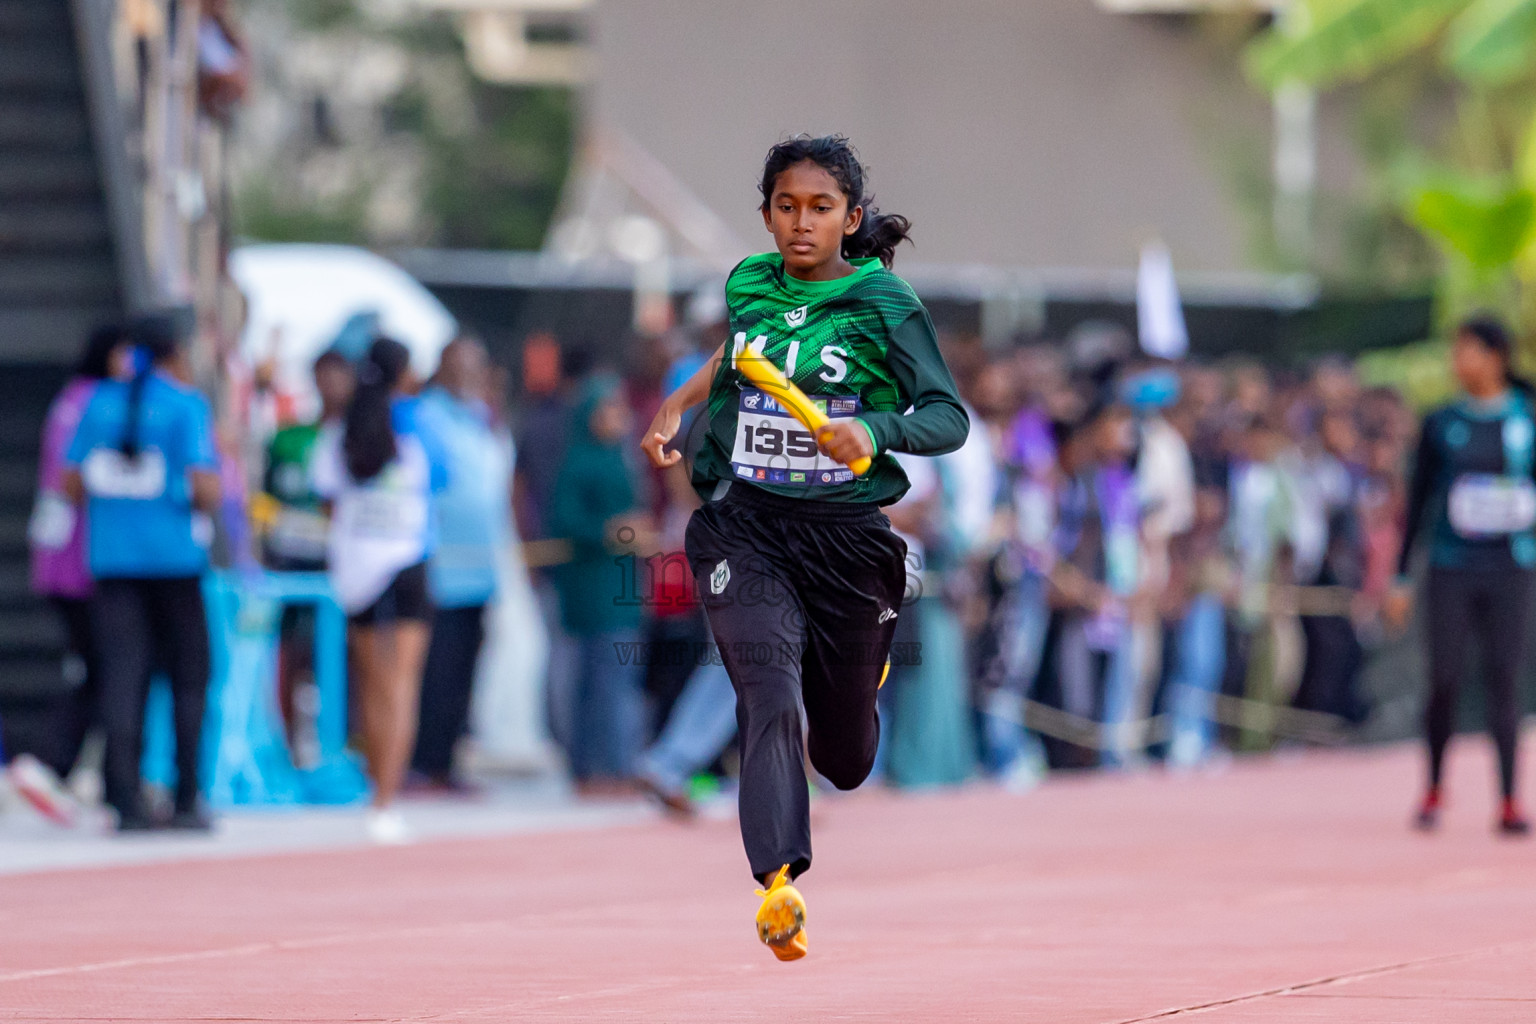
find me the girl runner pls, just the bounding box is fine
[312,338,439,844]
[1388,316,1534,836]
[641,135,969,960]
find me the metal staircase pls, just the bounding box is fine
[0,0,144,754]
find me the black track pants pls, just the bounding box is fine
[412,604,487,781]
[47,596,99,777]
[685,485,907,883]
[1424,566,1535,799]
[92,576,211,818]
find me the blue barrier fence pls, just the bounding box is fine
[142,571,369,807]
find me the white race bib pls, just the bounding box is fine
[28,492,75,550]
[349,489,427,542]
[268,506,331,561]
[81,448,167,500]
[729,388,861,486]
[1448,474,1536,537]
[191,511,214,550]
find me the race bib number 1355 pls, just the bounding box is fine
[730,388,860,486]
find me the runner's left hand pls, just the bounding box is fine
[816,420,874,467]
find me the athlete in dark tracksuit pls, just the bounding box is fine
[683,252,968,882]
[643,136,968,961]
[1396,318,1535,835]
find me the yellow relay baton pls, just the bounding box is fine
[735,349,872,477]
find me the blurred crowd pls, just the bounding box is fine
[507,309,1420,807]
[8,300,1421,834]
[893,325,1413,786]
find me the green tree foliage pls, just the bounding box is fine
[233,178,369,245]
[284,0,357,32]
[1247,0,1536,346]
[420,86,574,251]
[232,7,574,253]
[1407,175,1534,271]
[1357,338,1459,407]
[1247,0,1467,86]
[1446,0,1536,85]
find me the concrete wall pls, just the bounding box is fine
[588,1,1353,273]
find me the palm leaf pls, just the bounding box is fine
[1247,0,1470,88]
[1405,176,1536,268]
[1520,107,1536,190]
[1445,0,1536,85]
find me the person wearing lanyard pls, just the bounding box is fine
[61,314,221,832]
[1388,316,1536,836]
[409,336,508,793]
[311,337,439,844]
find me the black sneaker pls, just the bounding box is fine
[166,807,214,832]
[116,812,160,833]
[1499,816,1531,837]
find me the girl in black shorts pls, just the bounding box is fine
[313,339,438,844]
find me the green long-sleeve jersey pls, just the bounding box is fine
[691,253,970,506]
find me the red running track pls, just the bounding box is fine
[3,740,1536,1023]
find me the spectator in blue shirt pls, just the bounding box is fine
[61,313,221,832]
[409,336,511,792]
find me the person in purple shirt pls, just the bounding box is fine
[977,401,1059,781]
[1037,400,1141,770]
[28,324,132,785]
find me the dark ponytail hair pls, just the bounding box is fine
[77,322,126,380]
[120,313,180,459]
[343,336,411,482]
[758,134,913,268]
[1458,314,1533,398]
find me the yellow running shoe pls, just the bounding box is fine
[754,865,807,961]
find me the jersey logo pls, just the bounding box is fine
[711,559,731,595]
[784,305,808,328]
[878,606,898,624]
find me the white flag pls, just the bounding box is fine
[1137,241,1189,361]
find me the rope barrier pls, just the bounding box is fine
[983,687,1351,753]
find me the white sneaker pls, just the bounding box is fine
[999,753,1046,794]
[365,807,411,845]
[8,754,78,826]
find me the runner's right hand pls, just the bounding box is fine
[642,400,683,469]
